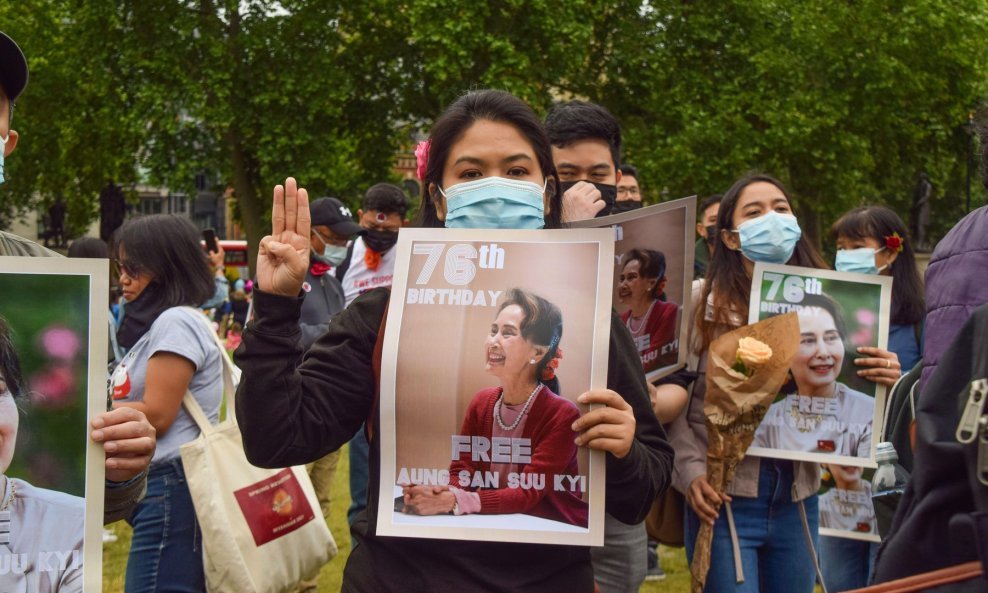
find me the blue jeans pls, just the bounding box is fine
[818,535,878,592]
[685,459,819,593]
[347,427,370,527]
[125,458,204,593]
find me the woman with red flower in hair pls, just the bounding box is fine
[401,287,589,528]
[819,205,926,593]
[833,206,926,371]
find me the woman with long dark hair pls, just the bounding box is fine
[669,174,900,592]
[832,205,926,369]
[110,214,221,593]
[819,205,926,592]
[234,89,672,592]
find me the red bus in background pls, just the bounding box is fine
[220,240,250,282]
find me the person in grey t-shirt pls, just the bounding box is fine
[109,214,220,592]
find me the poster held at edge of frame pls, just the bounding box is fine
[0,257,109,593]
[818,466,880,543]
[746,262,892,468]
[569,197,696,381]
[375,228,613,546]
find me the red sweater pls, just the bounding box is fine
[449,385,589,528]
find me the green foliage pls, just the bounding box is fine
[0,272,91,496]
[3,0,986,253]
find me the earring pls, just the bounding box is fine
[529,358,536,365]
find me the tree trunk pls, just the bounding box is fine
[227,128,265,277]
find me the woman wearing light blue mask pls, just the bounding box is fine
[832,206,924,371]
[813,206,926,593]
[234,89,673,593]
[669,174,901,593]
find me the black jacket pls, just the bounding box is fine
[873,303,988,589]
[234,287,673,593]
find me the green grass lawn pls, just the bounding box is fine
[103,445,693,592]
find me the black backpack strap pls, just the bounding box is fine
[335,241,357,282]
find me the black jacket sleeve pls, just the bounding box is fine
[234,287,388,468]
[604,311,675,525]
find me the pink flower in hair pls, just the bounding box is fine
[415,139,431,181]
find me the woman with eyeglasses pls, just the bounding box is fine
[110,214,223,593]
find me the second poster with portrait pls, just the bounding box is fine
[570,197,696,380]
[746,263,892,468]
[375,229,613,546]
[0,257,108,592]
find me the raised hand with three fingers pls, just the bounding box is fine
[257,177,312,297]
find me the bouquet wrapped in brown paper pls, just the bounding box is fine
[690,312,800,593]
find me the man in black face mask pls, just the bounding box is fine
[615,164,645,214]
[545,100,623,222]
[693,194,721,279]
[335,182,409,537]
[548,100,656,592]
[336,182,409,307]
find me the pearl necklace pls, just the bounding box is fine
[626,300,655,334]
[495,383,542,431]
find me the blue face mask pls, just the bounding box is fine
[0,134,8,185]
[441,176,546,229]
[733,211,802,264]
[835,247,886,275]
[311,229,349,267]
[312,243,348,267]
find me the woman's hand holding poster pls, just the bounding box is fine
[569,198,696,381]
[375,228,613,546]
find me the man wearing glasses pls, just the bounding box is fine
[615,164,645,213]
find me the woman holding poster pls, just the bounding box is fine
[235,89,672,593]
[109,215,222,593]
[0,315,84,592]
[402,288,588,527]
[667,174,899,593]
[618,248,680,373]
[752,294,874,457]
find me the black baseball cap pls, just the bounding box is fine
[0,32,28,102]
[310,197,363,237]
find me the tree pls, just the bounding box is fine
[5,0,986,254]
[575,0,988,246]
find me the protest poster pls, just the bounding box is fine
[0,257,108,592]
[818,465,880,542]
[375,228,613,546]
[569,197,696,380]
[746,263,892,467]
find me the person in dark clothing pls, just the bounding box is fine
[235,90,673,593]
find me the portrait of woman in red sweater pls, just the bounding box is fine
[402,288,588,528]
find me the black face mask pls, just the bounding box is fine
[705,224,717,245]
[557,180,618,217]
[116,282,168,349]
[363,229,399,253]
[612,200,643,214]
